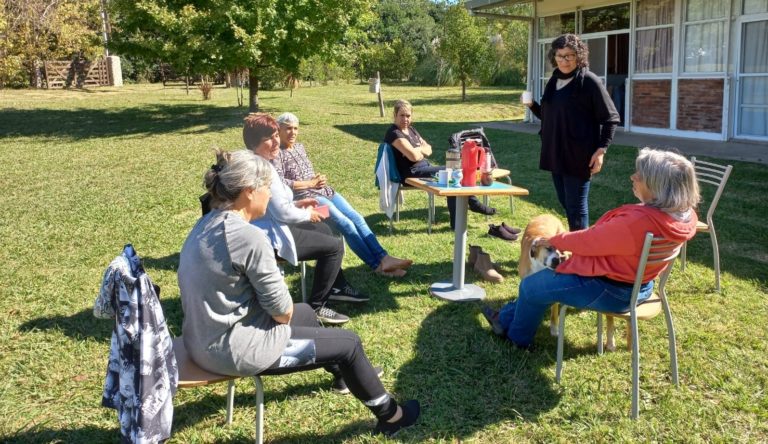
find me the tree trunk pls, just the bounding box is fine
[461,79,466,101]
[248,71,260,112]
[185,75,190,95]
[30,60,43,89]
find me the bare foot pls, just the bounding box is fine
[375,267,407,278]
[380,255,413,272]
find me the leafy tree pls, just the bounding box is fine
[110,0,372,111]
[371,0,439,57]
[356,39,416,81]
[436,5,492,101]
[0,0,103,88]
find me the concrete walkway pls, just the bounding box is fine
[477,121,768,165]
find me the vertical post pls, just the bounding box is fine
[377,71,385,117]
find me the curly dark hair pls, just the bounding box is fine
[547,33,589,70]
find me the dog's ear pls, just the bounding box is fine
[529,238,540,258]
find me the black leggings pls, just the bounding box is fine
[288,221,344,309]
[262,303,387,402]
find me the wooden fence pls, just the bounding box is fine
[44,58,110,89]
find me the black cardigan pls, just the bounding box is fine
[529,68,619,180]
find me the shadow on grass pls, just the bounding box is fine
[17,299,185,342]
[143,252,180,271]
[387,302,561,440]
[3,425,120,444]
[17,308,113,342]
[0,102,284,140]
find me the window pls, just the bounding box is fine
[635,0,674,73]
[538,13,576,39]
[683,0,728,72]
[636,0,674,27]
[583,4,630,33]
[742,20,768,74]
[636,28,674,73]
[744,0,768,14]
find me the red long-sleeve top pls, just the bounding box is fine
[549,204,698,283]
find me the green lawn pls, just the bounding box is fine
[1,83,766,443]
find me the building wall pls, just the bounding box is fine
[632,80,671,128]
[677,79,723,133]
[537,0,621,16]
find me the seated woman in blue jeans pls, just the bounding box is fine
[273,112,413,278]
[482,148,700,349]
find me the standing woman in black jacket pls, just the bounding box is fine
[524,34,620,231]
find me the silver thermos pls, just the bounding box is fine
[446,148,461,170]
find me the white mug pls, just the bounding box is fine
[437,169,450,186]
[522,91,533,105]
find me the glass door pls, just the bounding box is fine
[736,18,768,139]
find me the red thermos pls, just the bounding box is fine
[461,140,486,186]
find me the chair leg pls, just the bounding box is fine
[597,313,604,355]
[555,305,568,383]
[226,380,236,425]
[680,241,687,272]
[254,375,264,444]
[709,228,721,292]
[630,312,640,419]
[300,261,307,303]
[395,189,402,222]
[660,294,679,386]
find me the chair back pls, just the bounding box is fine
[691,157,732,225]
[630,233,682,309]
[375,143,401,188]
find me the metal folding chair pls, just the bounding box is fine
[555,233,683,419]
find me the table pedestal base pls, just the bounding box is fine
[430,281,486,302]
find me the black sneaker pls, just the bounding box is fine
[481,306,505,337]
[373,399,421,437]
[328,284,370,303]
[331,366,384,394]
[315,306,350,325]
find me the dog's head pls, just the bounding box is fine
[529,238,566,273]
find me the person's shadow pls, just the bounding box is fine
[389,302,561,439]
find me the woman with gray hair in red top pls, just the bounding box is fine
[483,148,700,349]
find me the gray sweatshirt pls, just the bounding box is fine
[178,209,293,376]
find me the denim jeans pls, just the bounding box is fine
[497,269,653,348]
[317,193,388,270]
[551,173,591,231]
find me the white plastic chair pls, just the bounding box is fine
[555,233,682,419]
[680,157,732,292]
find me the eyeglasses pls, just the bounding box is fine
[555,53,576,62]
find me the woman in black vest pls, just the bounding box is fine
[524,34,620,231]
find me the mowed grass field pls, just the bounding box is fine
[1,83,767,443]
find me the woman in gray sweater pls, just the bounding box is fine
[178,149,419,437]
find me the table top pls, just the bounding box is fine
[405,177,530,197]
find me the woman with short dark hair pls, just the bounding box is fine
[524,33,620,231]
[244,113,367,325]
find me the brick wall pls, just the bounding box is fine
[677,79,723,132]
[632,80,671,128]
